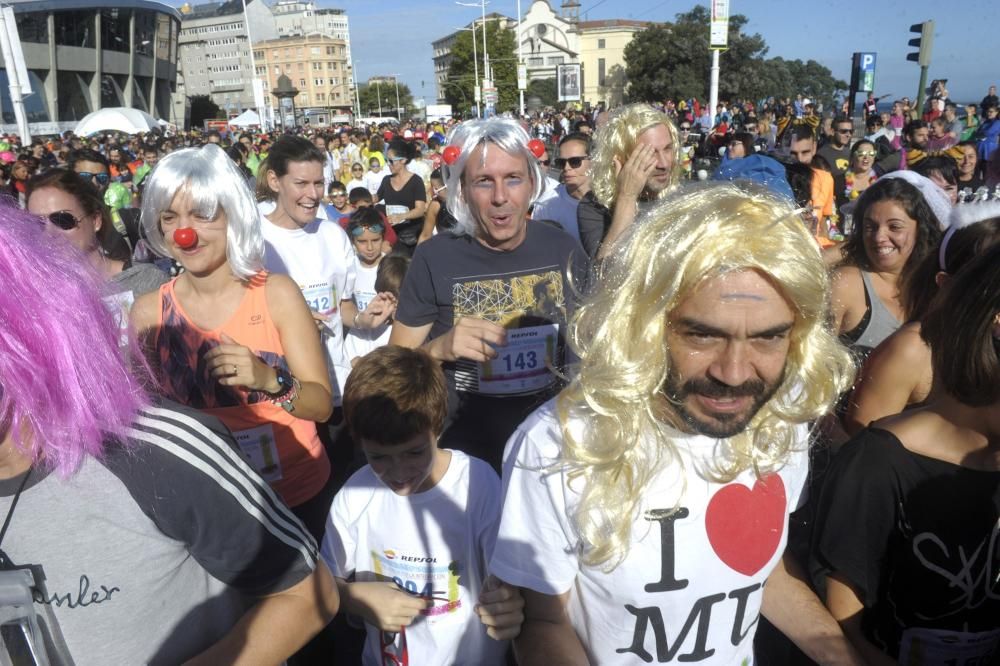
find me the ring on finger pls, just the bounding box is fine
[232,364,238,375]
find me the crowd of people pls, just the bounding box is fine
[0,75,999,666]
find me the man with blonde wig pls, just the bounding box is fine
[577,103,682,259]
[390,118,585,471]
[492,183,863,664]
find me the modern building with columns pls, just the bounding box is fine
[1,0,181,134]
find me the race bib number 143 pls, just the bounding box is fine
[478,324,557,395]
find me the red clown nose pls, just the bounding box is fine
[173,227,198,249]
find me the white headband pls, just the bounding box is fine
[880,170,953,233]
[939,189,1000,271]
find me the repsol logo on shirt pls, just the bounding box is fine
[382,550,436,563]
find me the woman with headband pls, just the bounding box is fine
[130,143,335,540]
[844,199,1000,434]
[831,177,945,360]
[813,242,1000,665]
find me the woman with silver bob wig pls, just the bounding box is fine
[442,118,547,238]
[130,143,336,540]
[140,143,264,279]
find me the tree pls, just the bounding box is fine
[189,94,221,129]
[526,78,557,108]
[598,64,627,107]
[357,81,414,119]
[623,6,845,107]
[444,20,517,115]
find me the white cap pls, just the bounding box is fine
[802,98,813,107]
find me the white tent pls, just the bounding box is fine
[229,109,261,128]
[74,107,159,136]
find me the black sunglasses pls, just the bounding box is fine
[553,156,589,170]
[77,171,110,186]
[45,211,81,230]
[679,126,692,131]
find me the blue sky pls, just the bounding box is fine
[334,0,996,106]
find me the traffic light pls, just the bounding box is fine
[907,20,934,66]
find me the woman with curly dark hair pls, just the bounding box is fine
[831,177,944,358]
[814,242,1000,665]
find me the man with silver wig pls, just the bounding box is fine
[390,117,586,471]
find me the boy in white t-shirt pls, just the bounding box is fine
[344,209,404,364]
[321,347,523,666]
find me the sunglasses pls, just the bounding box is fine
[350,222,385,236]
[77,171,109,186]
[855,150,877,158]
[45,211,81,230]
[679,126,692,131]
[387,157,406,164]
[553,156,589,169]
[836,128,853,134]
[330,191,347,197]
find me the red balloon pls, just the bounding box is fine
[173,227,198,249]
[442,145,461,165]
[383,130,394,141]
[527,138,546,159]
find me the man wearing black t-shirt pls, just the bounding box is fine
[390,118,584,470]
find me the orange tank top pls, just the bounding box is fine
[154,272,329,507]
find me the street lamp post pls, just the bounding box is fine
[375,78,382,117]
[391,76,401,119]
[239,0,267,128]
[517,0,525,116]
[480,0,489,89]
[457,1,490,115]
[454,25,480,118]
[351,59,361,121]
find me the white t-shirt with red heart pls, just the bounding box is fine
[490,399,810,665]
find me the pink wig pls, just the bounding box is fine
[0,204,149,477]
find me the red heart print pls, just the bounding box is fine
[705,473,787,576]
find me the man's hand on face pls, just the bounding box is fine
[613,143,658,201]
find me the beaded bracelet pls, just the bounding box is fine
[267,368,301,413]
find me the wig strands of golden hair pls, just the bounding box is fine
[588,103,683,210]
[556,182,856,569]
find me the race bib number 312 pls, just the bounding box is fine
[301,282,337,317]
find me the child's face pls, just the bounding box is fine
[352,227,383,264]
[329,189,348,208]
[361,432,443,496]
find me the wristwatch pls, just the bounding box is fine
[266,367,301,413]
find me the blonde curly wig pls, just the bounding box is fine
[557,181,855,569]
[589,103,682,210]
